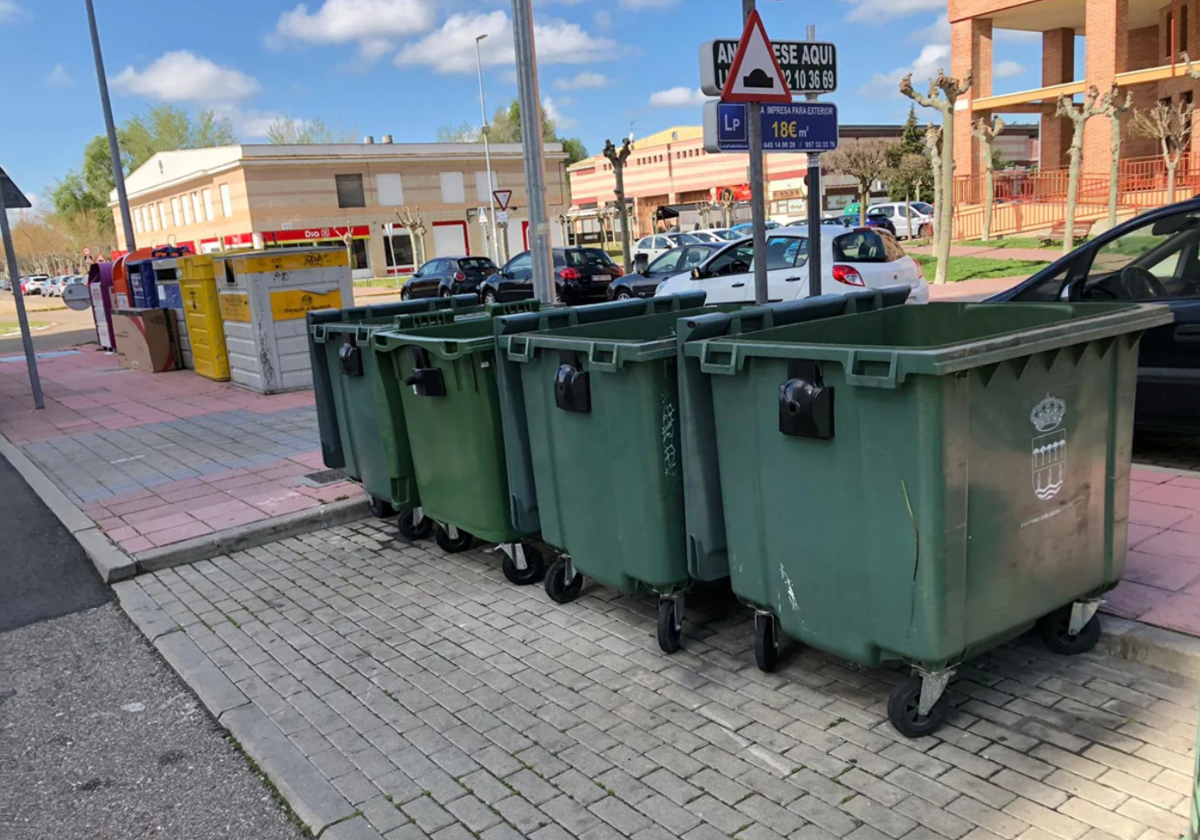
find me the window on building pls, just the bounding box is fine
[348,239,369,271]
[191,192,203,224]
[1183,6,1190,52]
[475,171,496,203]
[150,203,161,231]
[334,174,365,208]
[202,188,214,221]
[182,194,194,225]
[134,209,143,234]
[141,207,150,232]
[219,183,234,217]
[376,173,404,206]
[1168,12,1175,58]
[171,197,182,227]
[157,202,165,229]
[440,171,466,204]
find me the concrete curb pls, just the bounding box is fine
[0,434,138,583]
[1100,614,1200,677]
[135,497,371,573]
[111,579,358,836]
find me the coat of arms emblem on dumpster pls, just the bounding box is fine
[1031,395,1067,501]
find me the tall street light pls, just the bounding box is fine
[86,0,136,254]
[475,34,499,265]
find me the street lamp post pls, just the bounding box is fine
[476,34,500,265]
[85,0,136,254]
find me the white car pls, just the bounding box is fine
[633,232,703,262]
[867,202,935,240]
[655,225,929,305]
[690,229,740,244]
[23,276,49,295]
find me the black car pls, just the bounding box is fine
[990,198,1200,434]
[608,243,722,300]
[480,248,623,304]
[823,213,897,236]
[401,255,498,299]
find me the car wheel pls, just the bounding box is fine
[615,289,633,301]
[482,289,499,305]
[439,287,451,298]
[400,286,412,300]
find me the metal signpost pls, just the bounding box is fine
[0,167,44,410]
[701,10,837,300]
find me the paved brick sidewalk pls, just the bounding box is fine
[123,519,1196,840]
[0,349,357,555]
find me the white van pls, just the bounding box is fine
[867,202,935,240]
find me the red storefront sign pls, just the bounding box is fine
[264,225,370,243]
[222,233,255,247]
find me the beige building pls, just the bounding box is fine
[110,139,570,278]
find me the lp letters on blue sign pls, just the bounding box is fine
[709,102,839,153]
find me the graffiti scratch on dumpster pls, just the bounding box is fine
[779,564,799,612]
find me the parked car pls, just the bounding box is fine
[868,202,936,240]
[401,256,498,299]
[656,225,928,304]
[480,247,623,305]
[632,232,703,262]
[608,243,722,300]
[989,197,1200,434]
[22,275,49,295]
[824,213,898,236]
[688,230,727,244]
[731,221,781,238]
[44,276,69,297]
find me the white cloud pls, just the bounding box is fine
[909,14,949,43]
[648,87,708,107]
[620,0,678,7]
[555,71,608,90]
[112,51,260,102]
[395,12,619,74]
[45,64,72,87]
[860,44,950,98]
[997,29,1041,43]
[594,10,612,30]
[994,60,1026,78]
[268,0,434,57]
[0,1,28,23]
[843,0,944,23]
[543,97,576,129]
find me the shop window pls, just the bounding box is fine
[335,175,365,208]
[348,239,369,271]
[384,230,415,270]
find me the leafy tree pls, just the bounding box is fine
[436,121,480,143]
[823,139,892,226]
[486,99,588,166]
[266,117,358,144]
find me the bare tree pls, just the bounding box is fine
[1131,100,1195,204]
[971,116,1006,242]
[822,139,892,227]
[1056,86,1103,254]
[1100,85,1134,229]
[603,138,634,273]
[924,124,943,251]
[901,71,973,285]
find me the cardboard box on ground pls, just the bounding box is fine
[112,308,182,373]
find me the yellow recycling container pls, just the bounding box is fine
[179,256,231,382]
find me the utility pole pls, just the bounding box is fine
[806,23,823,297]
[86,0,136,254]
[0,168,44,410]
[603,139,633,274]
[742,0,768,305]
[475,33,500,265]
[510,0,555,304]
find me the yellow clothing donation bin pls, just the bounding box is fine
[179,255,230,382]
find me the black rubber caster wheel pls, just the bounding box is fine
[1040,607,1102,655]
[656,599,683,654]
[369,497,396,519]
[397,509,433,541]
[544,557,583,604]
[503,542,545,586]
[888,675,949,738]
[434,524,474,553]
[754,614,779,673]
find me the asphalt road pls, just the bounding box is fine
[0,455,306,840]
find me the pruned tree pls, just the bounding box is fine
[1056,86,1103,254]
[822,139,892,227]
[1182,51,1200,80]
[1131,100,1195,204]
[437,121,481,143]
[1100,84,1134,229]
[266,117,358,145]
[603,138,634,272]
[925,124,943,249]
[901,70,973,284]
[971,116,1006,242]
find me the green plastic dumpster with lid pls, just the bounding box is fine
[308,295,477,525]
[680,299,1173,737]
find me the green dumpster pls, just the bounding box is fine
[681,300,1172,738]
[308,296,477,523]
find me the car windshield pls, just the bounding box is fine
[458,258,494,271]
[691,232,718,243]
[565,249,616,268]
[912,202,934,215]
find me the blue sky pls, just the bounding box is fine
[0,0,1051,209]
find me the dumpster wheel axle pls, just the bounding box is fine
[397,508,434,541]
[370,497,396,519]
[888,671,951,738]
[545,557,583,604]
[656,595,685,654]
[754,612,779,673]
[501,542,546,586]
[435,523,475,553]
[1040,603,1102,656]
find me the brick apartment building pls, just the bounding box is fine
[952,0,1200,181]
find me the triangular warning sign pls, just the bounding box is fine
[493,189,513,211]
[720,10,792,104]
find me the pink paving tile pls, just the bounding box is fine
[192,499,257,520]
[1101,581,1172,620]
[121,504,178,526]
[1136,483,1200,510]
[105,525,138,542]
[1129,500,1194,529]
[295,483,360,504]
[146,521,214,547]
[1139,592,1200,637]
[1122,550,1200,591]
[159,483,226,504]
[253,494,320,517]
[1171,514,1200,536]
[226,482,283,502]
[119,536,154,554]
[96,488,155,507]
[94,516,125,532]
[199,468,250,484]
[172,491,234,512]
[1126,523,1164,548]
[1135,529,1200,562]
[203,509,269,530]
[134,512,200,536]
[208,473,267,491]
[79,501,111,516]
[1167,475,1200,491]
[108,496,172,517]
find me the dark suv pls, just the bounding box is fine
[401,256,498,299]
[479,248,623,304]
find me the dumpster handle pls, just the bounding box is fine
[697,341,740,375]
[504,335,534,363]
[843,349,900,389]
[312,325,328,343]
